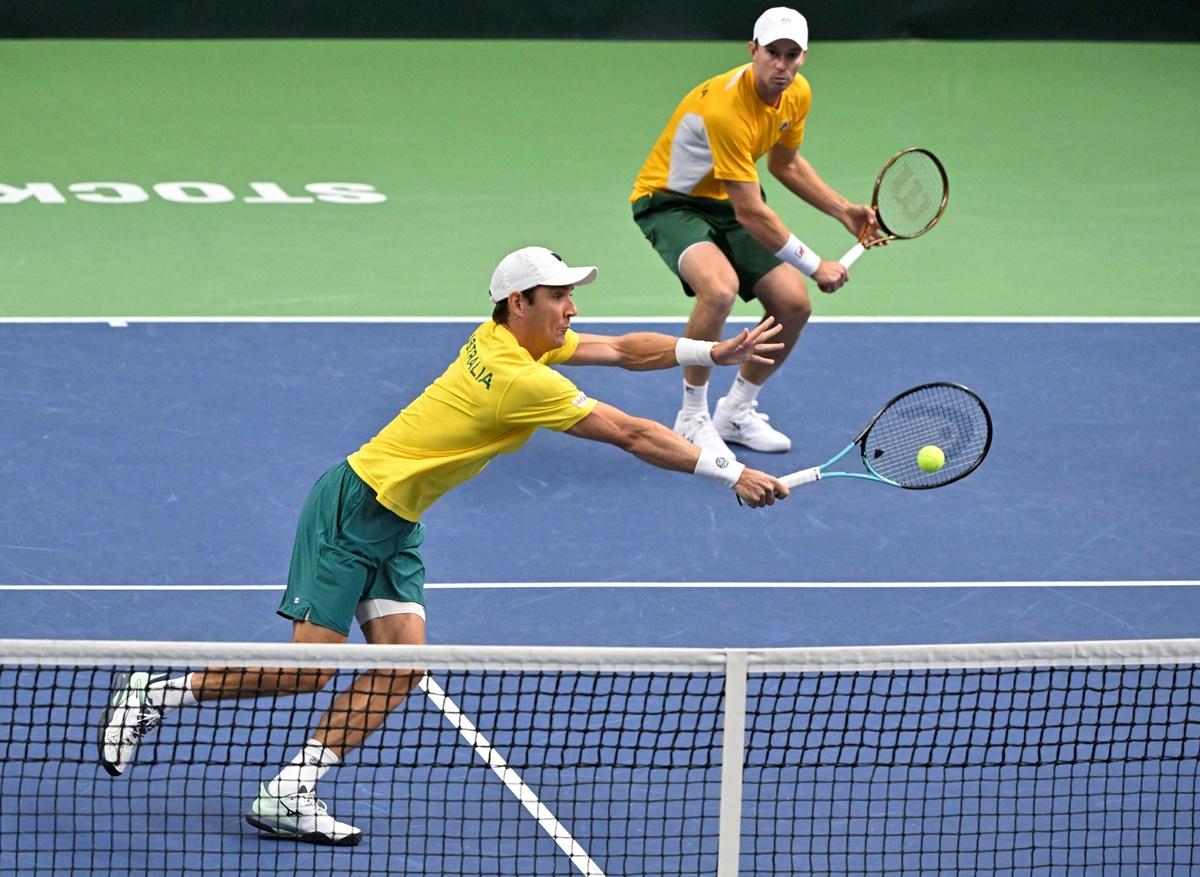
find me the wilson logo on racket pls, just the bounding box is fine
[887,164,935,221]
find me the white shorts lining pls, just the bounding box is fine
[676,240,716,276]
[355,598,426,626]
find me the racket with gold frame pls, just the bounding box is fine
[841,147,949,269]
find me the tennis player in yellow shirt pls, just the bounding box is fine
[98,246,788,845]
[631,7,879,460]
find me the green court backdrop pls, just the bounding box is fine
[1,40,1196,317]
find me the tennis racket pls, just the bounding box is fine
[840,147,949,269]
[780,382,991,491]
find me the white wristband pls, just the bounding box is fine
[693,448,746,488]
[675,337,716,367]
[775,233,822,277]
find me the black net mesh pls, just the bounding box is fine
[1,642,1197,876]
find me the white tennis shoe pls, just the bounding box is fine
[714,397,792,453]
[246,784,363,846]
[673,409,737,460]
[98,671,164,777]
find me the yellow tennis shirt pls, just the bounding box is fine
[347,321,598,521]
[630,64,811,202]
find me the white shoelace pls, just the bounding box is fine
[130,707,162,739]
[744,401,770,422]
[294,789,332,817]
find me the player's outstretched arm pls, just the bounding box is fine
[565,401,788,507]
[568,317,783,371]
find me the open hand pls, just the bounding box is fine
[711,316,785,366]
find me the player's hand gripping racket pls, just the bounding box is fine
[841,147,949,269]
[781,382,992,492]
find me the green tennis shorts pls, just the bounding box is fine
[631,192,782,302]
[278,460,426,636]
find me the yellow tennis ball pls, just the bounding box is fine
[917,445,945,473]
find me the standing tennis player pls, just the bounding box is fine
[97,246,789,846]
[630,6,879,459]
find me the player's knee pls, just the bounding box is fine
[770,284,812,327]
[695,283,738,316]
[375,667,424,696]
[783,294,812,326]
[244,666,334,692]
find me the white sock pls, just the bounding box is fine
[144,673,198,713]
[681,379,709,416]
[267,739,340,797]
[723,375,762,412]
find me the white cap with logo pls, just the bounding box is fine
[753,7,809,51]
[488,246,598,303]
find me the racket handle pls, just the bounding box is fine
[781,467,821,489]
[839,242,866,269]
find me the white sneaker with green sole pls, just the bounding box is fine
[98,671,163,777]
[246,784,363,846]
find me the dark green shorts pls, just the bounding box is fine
[631,192,783,302]
[278,460,426,636]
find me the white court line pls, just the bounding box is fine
[420,675,606,877]
[0,581,1196,590]
[0,316,1196,325]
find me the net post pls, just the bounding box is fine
[716,649,748,877]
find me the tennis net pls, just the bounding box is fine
[1,637,1197,876]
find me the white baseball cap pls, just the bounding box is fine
[488,246,598,303]
[753,7,809,51]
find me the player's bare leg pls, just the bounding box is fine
[674,242,740,457]
[98,619,343,778]
[678,242,740,386]
[178,619,346,703]
[248,613,424,846]
[311,612,425,755]
[714,263,811,452]
[742,263,811,385]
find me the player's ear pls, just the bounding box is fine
[747,40,757,58]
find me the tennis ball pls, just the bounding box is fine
[917,445,945,473]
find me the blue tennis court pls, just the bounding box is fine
[1,319,1196,644]
[1,318,1197,875]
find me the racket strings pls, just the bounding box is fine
[864,385,990,488]
[876,151,946,237]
